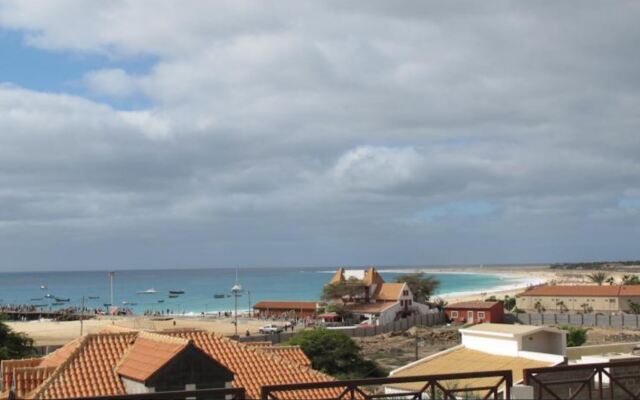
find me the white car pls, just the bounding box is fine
[259,324,284,334]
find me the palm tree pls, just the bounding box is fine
[605,276,616,286]
[534,301,545,314]
[587,272,608,286]
[556,301,568,314]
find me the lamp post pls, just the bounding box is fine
[231,282,242,338]
[108,271,115,316]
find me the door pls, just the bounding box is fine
[467,310,474,323]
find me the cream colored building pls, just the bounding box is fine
[384,323,566,398]
[516,285,640,313]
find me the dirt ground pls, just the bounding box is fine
[584,327,640,345]
[354,326,460,372]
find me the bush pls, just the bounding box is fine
[288,329,385,378]
[560,326,588,347]
[0,319,35,360]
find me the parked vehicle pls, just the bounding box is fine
[259,324,284,334]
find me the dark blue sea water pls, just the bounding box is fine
[0,267,523,314]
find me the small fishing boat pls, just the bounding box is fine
[44,293,54,299]
[40,285,47,290]
[157,299,165,303]
[137,288,157,295]
[213,293,225,299]
[30,297,43,301]
[168,294,179,298]
[169,290,185,295]
[55,297,70,302]
[88,296,100,300]
[103,303,112,307]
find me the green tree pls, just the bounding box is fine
[556,301,568,314]
[622,275,640,285]
[534,301,546,314]
[605,276,616,286]
[432,297,448,311]
[628,300,640,314]
[503,295,516,311]
[288,329,385,379]
[322,277,364,302]
[325,303,354,321]
[561,326,588,347]
[394,272,440,302]
[0,317,35,361]
[587,272,609,285]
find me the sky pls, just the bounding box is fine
[0,1,639,272]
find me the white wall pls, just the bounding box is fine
[462,332,519,356]
[121,377,153,394]
[520,331,565,356]
[378,303,403,325]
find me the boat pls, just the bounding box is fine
[169,290,185,295]
[55,297,70,302]
[213,293,225,299]
[103,303,112,307]
[168,294,179,298]
[44,293,54,299]
[157,300,165,303]
[137,288,157,295]
[88,296,100,300]
[40,285,47,290]
[30,297,43,301]
[52,302,64,306]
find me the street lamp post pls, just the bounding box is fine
[231,282,242,338]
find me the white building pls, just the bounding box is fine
[328,267,432,325]
[385,323,566,399]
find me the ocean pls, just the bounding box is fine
[0,267,527,315]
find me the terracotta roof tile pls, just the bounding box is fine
[375,283,405,301]
[170,331,339,399]
[446,301,501,310]
[40,337,83,368]
[243,341,273,348]
[116,332,189,382]
[1,358,49,398]
[363,267,385,286]
[35,332,137,399]
[256,346,311,367]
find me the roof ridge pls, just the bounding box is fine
[138,330,191,345]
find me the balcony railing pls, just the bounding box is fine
[261,370,513,400]
[524,359,640,400]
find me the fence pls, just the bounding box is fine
[514,312,640,328]
[238,312,445,344]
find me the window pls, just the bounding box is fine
[450,311,458,318]
[478,311,485,319]
[400,300,404,306]
[403,290,409,296]
[408,300,412,306]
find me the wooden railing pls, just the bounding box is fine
[524,359,640,400]
[261,370,513,400]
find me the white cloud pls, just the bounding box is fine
[0,1,639,268]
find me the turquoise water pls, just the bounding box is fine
[0,267,518,314]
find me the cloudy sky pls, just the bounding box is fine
[0,1,639,271]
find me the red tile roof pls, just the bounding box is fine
[446,301,501,310]
[1,358,52,398]
[170,330,338,399]
[253,301,318,310]
[347,301,397,314]
[375,283,405,301]
[116,332,189,382]
[256,346,311,367]
[2,329,337,400]
[518,285,630,297]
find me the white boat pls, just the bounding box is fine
[40,285,47,290]
[136,288,157,295]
